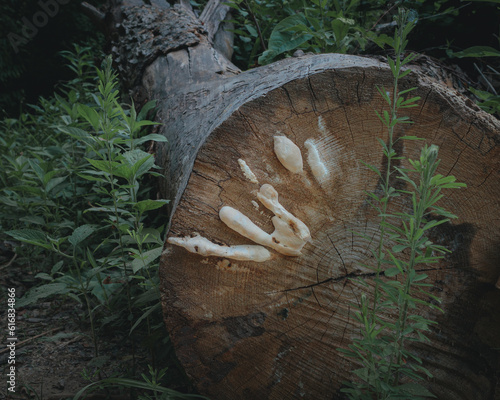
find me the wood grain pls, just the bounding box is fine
[160,66,500,399]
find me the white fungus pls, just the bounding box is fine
[238,159,259,184]
[273,136,303,173]
[304,139,329,182]
[167,234,273,262]
[317,115,328,136]
[256,184,310,243]
[219,184,311,256]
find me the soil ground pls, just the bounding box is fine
[0,251,189,400]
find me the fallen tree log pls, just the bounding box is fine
[103,1,500,398]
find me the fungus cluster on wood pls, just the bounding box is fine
[304,139,329,183]
[220,183,310,257]
[168,134,321,262]
[167,234,273,262]
[237,158,259,184]
[273,135,303,174]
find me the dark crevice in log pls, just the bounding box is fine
[278,262,470,294]
[327,236,349,276]
[200,0,231,42]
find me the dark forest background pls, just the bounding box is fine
[1,0,500,118]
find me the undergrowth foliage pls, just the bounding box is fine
[226,0,393,67]
[1,47,203,398]
[339,9,466,399]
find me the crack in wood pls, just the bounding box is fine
[417,87,433,118]
[279,262,463,294]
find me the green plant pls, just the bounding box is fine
[1,44,200,397]
[339,8,466,399]
[0,47,100,272]
[75,365,210,400]
[4,50,169,361]
[226,0,393,67]
[448,45,500,115]
[257,0,368,64]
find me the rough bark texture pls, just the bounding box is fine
[104,1,500,399]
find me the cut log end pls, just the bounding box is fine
[159,59,500,400]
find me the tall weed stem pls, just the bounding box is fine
[340,8,466,400]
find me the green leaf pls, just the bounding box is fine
[421,219,448,231]
[51,260,64,275]
[7,184,43,196]
[27,159,45,182]
[6,229,51,250]
[412,273,429,283]
[133,288,160,306]
[360,161,382,178]
[392,244,407,253]
[451,46,500,58]
[17,283,69,308]
[122,149,156,178]
[387,57,396,77]
[86,158,120,175]
[352,367,372,382]
[78,104,101,130]
[384,267,401,277]
[398,135,423,141]
[57,126,94,142]
[131,246,163,273]
[137,100,157,121]
[35,272,54,281]
[19,215,46,226]
[69,225,96,247]
[129,302,161,334]
[398,382,436,398]
[258,14,313,64]
[368,32,394,49]
[132,133,168,146]
[46,176,68,194]
[134,199,170,213]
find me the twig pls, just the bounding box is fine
[474,62,497,95]
[0,253,17,270]
[80,2,106,32]
[486,64,500,76]
[244,0,266,52]
[55,335,84,349]
[0,327,63,354]
[41,334,84,356]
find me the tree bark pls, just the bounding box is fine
[103,1,500,399]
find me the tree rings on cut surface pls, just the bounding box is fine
[160,57,500,400]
